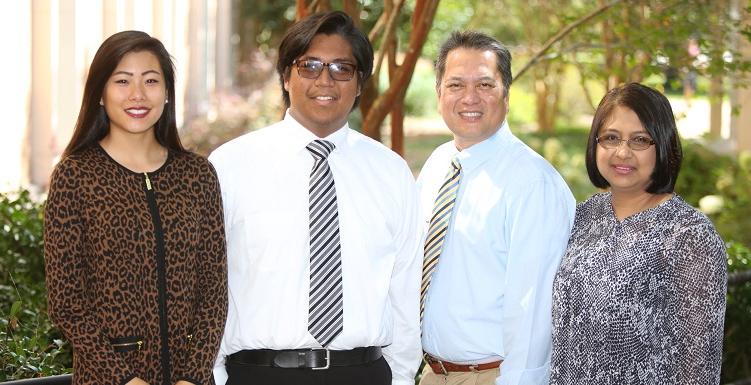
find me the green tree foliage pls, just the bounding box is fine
[429,0,751,131]
[565,1,750,93]
[1,191,71,380]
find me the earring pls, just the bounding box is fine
[99,99,104,106]
[165,99,169,104]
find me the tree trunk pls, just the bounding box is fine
[708,0,726,140]
[343,0,360,26]
[730,1,751,152]
[360,0,404,142]
[709,75,723,139]
[535,78,551,133]
[387,34,404,155]
[600,0,616,90]
[361,0,440,144]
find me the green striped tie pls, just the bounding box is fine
[420,156,462,320]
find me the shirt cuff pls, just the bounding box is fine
[496,364,549,385]
[213,365,228,385]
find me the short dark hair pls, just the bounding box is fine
[276,11,373,110]
[586,82,682,194]
[434,31,512,96]
[63,30,183,158]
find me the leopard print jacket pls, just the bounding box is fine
[44,145,228,385]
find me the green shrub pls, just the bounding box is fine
[1,190,71,380]
[710,152,751,247]
[675,139,735,207]
[518,127,599,202]
[723,241,751,383]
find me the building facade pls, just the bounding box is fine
[1,0,232,192]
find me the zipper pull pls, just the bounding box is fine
[144,172,152,191]
[136,340,143,350]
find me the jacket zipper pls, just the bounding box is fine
[143,172,171,385]
[111,340,144,350]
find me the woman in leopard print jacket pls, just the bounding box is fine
[44,31,227,385]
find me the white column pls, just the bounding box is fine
[103,0,119,37]
[185,0,209,122]
[0,2,32,190]
[153,0,168,41]
[215,0,232,94]
[30,0,56,189]
[56,0,77,161]
[131,0,153,33]
[173,0,191,128]
[124,0,135,30]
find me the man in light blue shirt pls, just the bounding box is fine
[417,31,576,385]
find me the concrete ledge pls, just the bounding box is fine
[2,375,71,385]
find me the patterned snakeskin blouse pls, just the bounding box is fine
[550,192,727,385]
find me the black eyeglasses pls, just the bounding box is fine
[596,135,655,151]
[292,59,357,81]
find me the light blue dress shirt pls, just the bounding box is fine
[417,121,575,385]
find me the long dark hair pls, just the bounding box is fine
[63,30,184,158]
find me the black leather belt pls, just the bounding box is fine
[227,346,382,370]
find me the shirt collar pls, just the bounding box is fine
[453,120,511,174]
[282,110,349,156]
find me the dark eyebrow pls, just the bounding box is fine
[601,128,650,136]
[300,56,355,64]
[444,76,496,83]
[112,70,162,76]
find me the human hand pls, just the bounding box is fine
[175,381,196,385]
[125,378,149,385]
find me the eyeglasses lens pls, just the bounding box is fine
[296,60,355,81]
[598,137,652,151]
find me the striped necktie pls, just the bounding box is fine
[420,156,462,320]
[306,139,343,347]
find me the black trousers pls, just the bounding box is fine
[225,356,392,385]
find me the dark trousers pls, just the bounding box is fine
[226,356,392,385]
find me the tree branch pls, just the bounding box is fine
[372,0,405,86]
[516,0,622,80]
[361,0,440,140]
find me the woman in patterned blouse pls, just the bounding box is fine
[550,82,727,385]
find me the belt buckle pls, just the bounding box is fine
[423,353,447,376]
[310,349,330,370]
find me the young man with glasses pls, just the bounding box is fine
[209,11,421,385]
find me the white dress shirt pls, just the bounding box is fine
[417,122,575,385]
[208,112,422,385]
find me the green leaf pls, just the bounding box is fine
[10,300,21,317]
